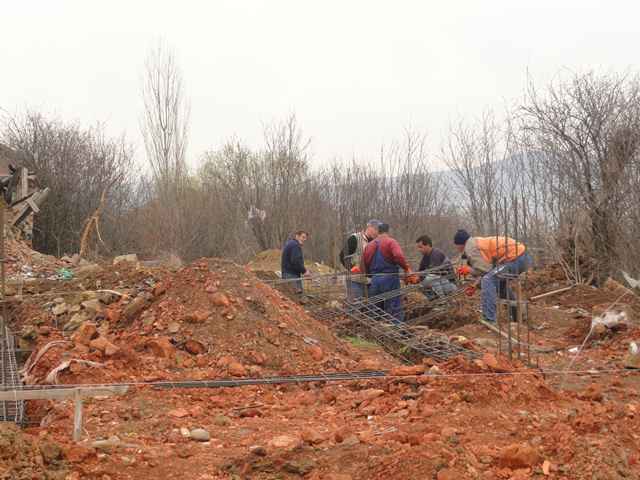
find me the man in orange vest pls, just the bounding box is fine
[453,229,533,323]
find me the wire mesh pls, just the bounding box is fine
[262,270,478,363]
[343,295,478,362]
[0,326,25,424]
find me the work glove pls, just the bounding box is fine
[464,285,477,297]
[405,274,420,285]
[457,265,471,277]
[350,266,361,274]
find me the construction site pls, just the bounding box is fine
[0,158,637,480]
[4,4,640,478]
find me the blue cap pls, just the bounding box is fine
[454,229,470,245]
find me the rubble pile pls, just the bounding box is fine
[247,248,336,275]
[13,257,393,388]
[4,237,63,278]
[0,423,68,479]
[2,250,639,479]
[23,355,640,479]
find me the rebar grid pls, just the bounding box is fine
[263,271,477,363]
[0,202,25,425]
[342,299,478,362]
[0,326,25,424]
[495,271,531,363]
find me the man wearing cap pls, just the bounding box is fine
[361,223,412,321]
[339,220,381,300]
[453,229,533,323]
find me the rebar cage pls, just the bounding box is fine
[0,326,25,424]
[260,269,479,363]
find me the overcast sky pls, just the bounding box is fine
[1,0,639,169]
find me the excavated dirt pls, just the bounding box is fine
[4,248,640,479]
[13,258,395,390]
[21,356,640,480]
[247,249,335,275]
[0,422,67,479]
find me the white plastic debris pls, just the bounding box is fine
[625,342,640,368]
[591,310,628,329]
[568,347,579,354]
[622,271,640,289]
[248,205,267,222]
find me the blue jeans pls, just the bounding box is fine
[347,280,365,301]
[370,274,403,322]
[368,240,403,322]
[421,274,457,299]
[481,253,533,322]
[282,271,303,294]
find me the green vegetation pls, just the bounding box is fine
[342,336,379,349]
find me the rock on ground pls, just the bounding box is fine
[113,254,139,265]
[498,443,542,469]
[268,434,302,450]
[189,428,211,442]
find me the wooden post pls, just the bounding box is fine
[73,389,83,442]
[530,285,575,301]
[0,386,127,401]
[19,168,28,200]
[0,386,127,442]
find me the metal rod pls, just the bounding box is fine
[516,279,523,361]
[515,196,521,360]
[526,298,531,365]
[151,370,389,389]
[495,197,501,357]
[504,197,512,361]
[1,205,5,334]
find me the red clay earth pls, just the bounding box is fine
[4,253,640,479]
[22,356,640,479]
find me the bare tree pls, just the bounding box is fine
[2,111,134,256]
[442,110,507,235]
[141,42,190,197]
[521,71,640,282]
[139,42,205,258]
[202,114,313,252]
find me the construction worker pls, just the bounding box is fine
[281,230,309,294]
[453,229,533,323]
[339,219,381,300]
[361,223,412,321]
[415,235,456,299]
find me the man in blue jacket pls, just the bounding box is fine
[281,230,309,293]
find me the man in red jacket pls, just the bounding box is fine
[360,223,411,321]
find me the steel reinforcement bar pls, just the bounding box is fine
[341,298,478,362]
[263,271,477,362]
[0,370,389,393]
[0,326,25,424]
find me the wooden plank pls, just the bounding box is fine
[478,318,558,353]
[19,167,28,200]
[26,197,40,214]
[73,390,83,442]
[0,386,128,401]
[530,285,575,301]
